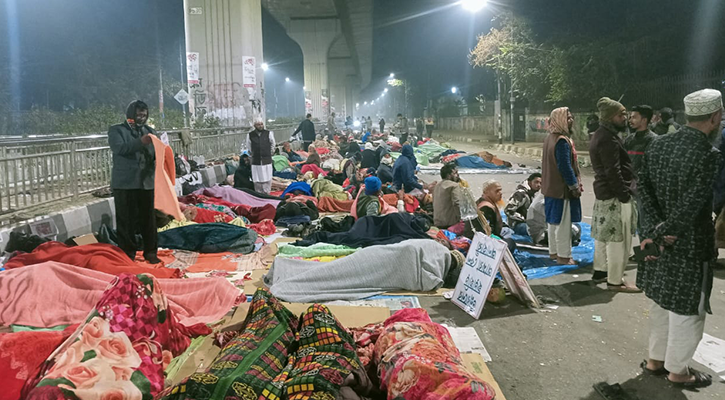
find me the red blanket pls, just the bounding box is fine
[0,325,77,400]
[3,242,182,278]
[317,197,354,212]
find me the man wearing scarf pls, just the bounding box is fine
[541,107,582,266]
[589,97,639,292]
[107,100,160,264]
[245,119,275,194]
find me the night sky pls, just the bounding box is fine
[2,0,725,116]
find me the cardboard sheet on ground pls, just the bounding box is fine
[693,333,725,374]
[461,353,507,400]
[443,325,492,362]
[326,295,420,312]
[282,302,391,327]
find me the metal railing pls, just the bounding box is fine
[0,124,296,216]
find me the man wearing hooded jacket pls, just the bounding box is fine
[108,100,160,264]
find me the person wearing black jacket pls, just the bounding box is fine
[624,105,657,175]
[108,100,160,264]
[234,154,254,190]
[589,97,638,292]
[294,113,316,151]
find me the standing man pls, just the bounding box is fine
[246,119,276,194]
[425,116,435,138]
[108,100,160,264]
[638,89,722,388]
[504,172,542,236]
[653,107,680,135]
[624,105,657,175]
[415,117,424,143]
[541,107,582,265]
[293,113,315,151]
[327,112,337,135]
[379,117,386,134]
[401,115,410,144]
[589,97,638,292]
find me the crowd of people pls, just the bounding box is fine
[544,89,724,388]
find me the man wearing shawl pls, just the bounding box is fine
[589,97,639,292]
[541,107,582,265]
[245,119,275,194]
[356,176,384,217]
[638,89,723,388]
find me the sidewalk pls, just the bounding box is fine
[433,129,592,167]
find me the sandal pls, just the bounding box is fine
[667,367,712,388]
[606,282,642,293]
[639,360,668,376]
[592,382,637,400]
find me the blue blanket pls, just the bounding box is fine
[455,155,509,169]
[281,181,313,197]
[158,223,258,253]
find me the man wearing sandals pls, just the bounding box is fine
[637,89,723,388]
[589,97,640,292]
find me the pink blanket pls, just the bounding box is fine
[0,262,242,329]
[194,185,281,208]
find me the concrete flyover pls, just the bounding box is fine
[182,0,371,126]
[262,0,373,121]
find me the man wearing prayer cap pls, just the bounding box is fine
[245,118,276,194]
[356,176,383,218]
[589,97,639,292]
[637,88,723,388]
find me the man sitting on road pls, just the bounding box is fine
[433,163,464,231]
[504,172,542,236]
[356,177,384,218]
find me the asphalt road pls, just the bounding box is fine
[420,141,725,400]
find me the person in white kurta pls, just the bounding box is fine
[245,120,275,194]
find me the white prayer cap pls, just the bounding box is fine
[253,117,265,124]
[365,142,374,150]
[684,89,723,116]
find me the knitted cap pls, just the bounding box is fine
[597,97,625,121]
[364,177,382,195]
[684,89,723,116]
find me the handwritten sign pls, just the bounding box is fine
[452,232,506,318]
[186,52,200,85]
[242,56,256,88]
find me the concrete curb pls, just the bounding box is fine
[436,134,591,167]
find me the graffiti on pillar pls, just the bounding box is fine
[305,90,312,116]
[206,82,248,125]
[321,89,330,121]
[189,78,208,122]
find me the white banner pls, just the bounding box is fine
[452,233,506,319]
[186,52,199,84]
[242,56,256,88]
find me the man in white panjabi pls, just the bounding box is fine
[245,119,275,194]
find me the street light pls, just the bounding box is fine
[384,88,388,93]
[261,63,269,71]
[389,73,395,78]
[364,101,368,105]
[303,86,306,90]
[285,77,290,82]
[381,92,386,97]
[451,86,458,94]
[461,0,487,12]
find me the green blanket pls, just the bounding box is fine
[277,243,359,258]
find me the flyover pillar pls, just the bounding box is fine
[288,18,339,121]
[183,0,265,126]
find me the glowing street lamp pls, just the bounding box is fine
[461,0,487,13]
[381,92,386,97]
[261,63,269,71]
[384,88,389,93]
[285,77,290,82]
[389,73,395,78]
[451,86,458,94]
[364,101,368,105]
[303,86,306,90]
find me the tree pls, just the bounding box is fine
[469,13,550,105]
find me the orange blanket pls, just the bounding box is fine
[146,245,275,273]
[3,241,182,278]
[318,197,354,212]
[151,135,183,220]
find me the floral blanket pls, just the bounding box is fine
[25,274,206,400]
[374,308,496,400]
